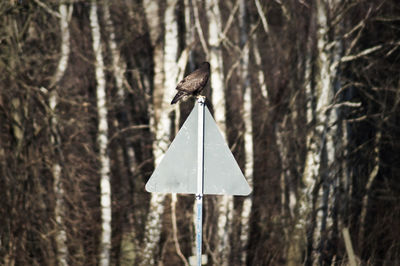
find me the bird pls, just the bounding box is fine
[171,62,210,104]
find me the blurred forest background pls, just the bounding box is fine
[1,0,400,265]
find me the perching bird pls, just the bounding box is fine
[171,62,210,104]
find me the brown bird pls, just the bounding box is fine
[171,62,210,104]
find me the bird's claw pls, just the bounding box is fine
[196,95,206,103]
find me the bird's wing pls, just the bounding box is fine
[175,69,209,93]
[175,78,188,91]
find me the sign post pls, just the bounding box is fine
[196,97,205,266]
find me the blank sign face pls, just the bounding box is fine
[145,102,251,196]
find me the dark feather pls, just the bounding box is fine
[171,62,210,104]
[171,90,185,104]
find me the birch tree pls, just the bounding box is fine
[50,4,73,265]
[205,0,232,264]
[239,0,253,265]
[143,0,164,123]
[90,3,112,265]
[290,1,342,264]
[142,0,179,264]
[101,2,140,263]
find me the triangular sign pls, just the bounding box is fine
[146,102,251,196]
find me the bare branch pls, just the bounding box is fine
[255,0,269,34]
[108,125,150,144]
[219,0,240,43]
[171,194,190,266]
[341,44,383,62]
[192,0,209,58]
[33,0,61,18]
[342,228,358,266]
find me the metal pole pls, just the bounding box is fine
[196,97,205,266]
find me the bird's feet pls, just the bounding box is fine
[196,95,206,103]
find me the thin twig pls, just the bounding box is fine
[341,44,383,62]
[255,0,269,34]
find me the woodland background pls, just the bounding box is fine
[1,0,400,265]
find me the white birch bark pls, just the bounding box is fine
[102,2,141,263]
[216,196,233,266]
[206,0,226,133]
[102,1,125,97]
[297,1,336,263]
[51,4,72,266]
[287,29,315,266]
[316,107,338,264]
[358,130,381,248]
[252,33,268,102]
[300,2,330,262]
[290,1,340,264]
[185,1,199,259]
[141,193,165,265]
[90,4,112,265]
[205,1,232,264]
[143,0,164,125]
[52,164,67,266]
[239,1,253,264]
[142,0,179,264]
[157,0,180,178]
[317,33,343,263]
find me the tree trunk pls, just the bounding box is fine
[144,0,164,124]
[142,0,179,264]
[239,1,253,265]
[205,0,232,264]
[52,4,72,265]
[289,1,341,265]
[90,3,112,265]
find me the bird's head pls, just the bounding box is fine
[200,62,210,70]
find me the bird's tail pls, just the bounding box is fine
[171,91,185,104]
